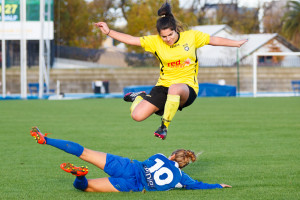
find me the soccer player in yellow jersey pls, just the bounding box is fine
[95,2,247,140]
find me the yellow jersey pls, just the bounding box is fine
[140,30,210,94]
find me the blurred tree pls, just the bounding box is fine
[185,0,209,25]
[54,0,90,47]
[213,2,259,34]
[54,0,117,48]
[119,0,131,21]
[215,3,237,25]
[282,0,300,48]
[86,0,118,48]
[189,0,259,34]
[124,0,162,53]
[231,7,260,33]
[172,0,198,29]
[263,1,286,34]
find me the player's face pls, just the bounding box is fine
[160,28,178,46]
[168,154,176,161]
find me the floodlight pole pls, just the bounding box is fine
[236,48,240,97]
[1,0,6,98]
[253,52,257,97]
[39,0,45,98]
[20,0,27,99]
[45,0,51,94]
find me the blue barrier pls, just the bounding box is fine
[123,83,236,97]
[198,83,236,97]
[291,80,300,95]
[0,94,50,100]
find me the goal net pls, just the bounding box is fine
[252,52,300,97]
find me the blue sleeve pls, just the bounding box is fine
[180,171,223,190]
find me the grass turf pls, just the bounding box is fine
[0,97,299,199]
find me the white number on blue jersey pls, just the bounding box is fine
[148,158,174,186]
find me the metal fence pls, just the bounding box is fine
[0,40,54,68]
[2,43,299,68]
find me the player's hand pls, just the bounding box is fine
[237,39,248,47]
[220,184,232,188]
[94,22,110,35]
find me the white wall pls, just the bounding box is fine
[0,21,53,40]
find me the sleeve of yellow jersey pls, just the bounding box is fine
[140,35,158,54]
[193,30,210,48]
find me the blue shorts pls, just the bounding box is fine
[104,154,142,192]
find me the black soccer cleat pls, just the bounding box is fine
[154,123,167,140]
[123,91,146,102]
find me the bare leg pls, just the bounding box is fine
[74,149,120,192]
[131,84,190,122]
[79,148,107,170]
[85,178,119,192]
[168,83,190,107]
[131,100,159,121]
[154,83,191,139]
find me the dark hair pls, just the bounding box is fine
[156,2,184,33]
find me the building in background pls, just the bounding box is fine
[192,24,300,67]
[0,0,54,98]
[0,0,54,68]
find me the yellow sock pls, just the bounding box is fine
[130,96,144,115]
[162,94,180,128]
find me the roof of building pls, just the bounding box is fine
[191,24,232,36]
[191,24,299,66]
[192,24,299,53]
[239,33,278,57]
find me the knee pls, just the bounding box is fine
[131,112,145,122]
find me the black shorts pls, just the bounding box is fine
[143,85,197,116]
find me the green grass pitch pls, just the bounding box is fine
[0,97,299,200]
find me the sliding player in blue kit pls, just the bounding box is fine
[30,127,231,192]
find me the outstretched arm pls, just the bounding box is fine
[94,22,141,46]
[180,171,231,190]
[220,184,232,188]
[209,36,247,48]
[186,182,232,189]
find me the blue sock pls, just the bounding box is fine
[73,176,88,191]
[45,137,84,157]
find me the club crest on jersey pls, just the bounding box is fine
[183,43,189,51]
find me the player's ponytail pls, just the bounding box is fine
[156,2,184,33]
[171,149,196,169]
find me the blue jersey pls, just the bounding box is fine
[133,154,222,191]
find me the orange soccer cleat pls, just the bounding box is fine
[60,163,89,176]
[30,126,49,144]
